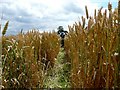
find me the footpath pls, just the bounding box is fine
[43,48,71,88]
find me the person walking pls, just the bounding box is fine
[57,26,68,47]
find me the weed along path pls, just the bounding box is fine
[43,48,71,88]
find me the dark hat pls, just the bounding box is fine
[57,26,64,30]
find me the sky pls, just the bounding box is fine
[0,0,118,35]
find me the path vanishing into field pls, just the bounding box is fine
[43,48,71,88]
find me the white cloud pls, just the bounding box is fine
[0,0,117,35]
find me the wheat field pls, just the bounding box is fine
[1,2,120,89]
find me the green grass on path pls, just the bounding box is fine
[43,48,71,88]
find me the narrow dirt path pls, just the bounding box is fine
[43,48,71,88]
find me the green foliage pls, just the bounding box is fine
[43,48,70,88]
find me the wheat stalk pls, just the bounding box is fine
[2,21,9,36]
